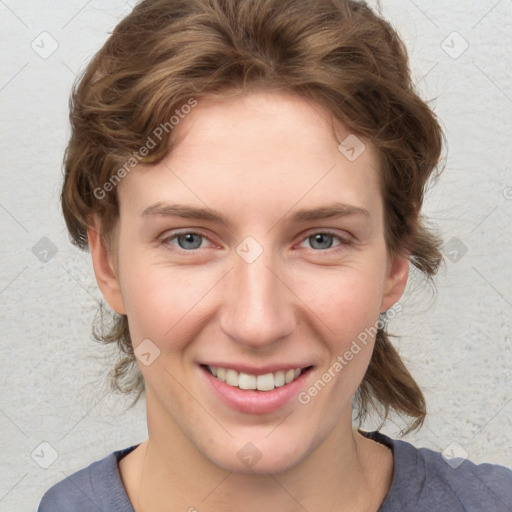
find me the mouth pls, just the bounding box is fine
[201,364,314,391]
[199,363,315,414]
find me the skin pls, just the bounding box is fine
[88,90,409,511]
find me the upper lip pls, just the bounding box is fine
[200,362,313,376]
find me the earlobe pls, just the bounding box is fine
[87,217,126,315]
[380,253,410,313]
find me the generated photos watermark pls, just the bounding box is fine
[297,302,402,405]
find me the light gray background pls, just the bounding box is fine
[1,1,511,510]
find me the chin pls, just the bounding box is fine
[215,452,303,475]
[202,435,310,475]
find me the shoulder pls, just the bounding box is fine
[37,445,138,512]
[411,442,512,510]
[363,431,512,511]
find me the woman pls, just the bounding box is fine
[38,0,512,510]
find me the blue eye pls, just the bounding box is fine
[162,230,350,253]
[299,231,350,252]
[163,232,210,251]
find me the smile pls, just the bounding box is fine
[206,365,308,391]
[199,363,315,413]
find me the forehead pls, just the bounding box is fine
[118,90,382,224]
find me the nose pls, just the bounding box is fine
[219,241,296,350]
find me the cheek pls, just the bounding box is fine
[300,268,385,393]
[119,253,218,349]
[294,260,386,337]
[295,264,386,402]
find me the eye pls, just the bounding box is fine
[161,230,351,254]
[162,231,213,251]
[298,231,351,252]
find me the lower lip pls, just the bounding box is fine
[199,365,313,414]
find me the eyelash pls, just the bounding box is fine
[160,229,352,255]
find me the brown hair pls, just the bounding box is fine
[61,0,445,434]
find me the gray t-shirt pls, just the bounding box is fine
[37,431,512,511]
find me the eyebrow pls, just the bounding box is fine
[141,202,370,226]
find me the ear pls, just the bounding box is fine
[380,252,409,313]
[87,216,126,315]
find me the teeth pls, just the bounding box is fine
[238,372,256,390]
[256,373,274,391]
[225,369,238,386]
[274,370,285,387]
[207,365,305,391]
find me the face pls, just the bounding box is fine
[89,90,408,474]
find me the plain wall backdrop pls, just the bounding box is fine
[1,1,511,510]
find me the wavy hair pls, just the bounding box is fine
[61,0,445,434]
